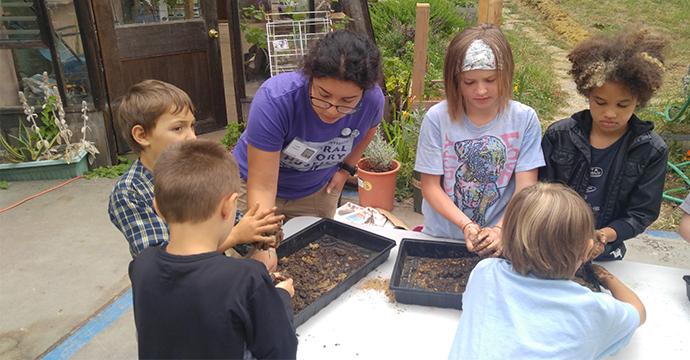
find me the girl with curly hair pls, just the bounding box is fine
[540,29,670,260]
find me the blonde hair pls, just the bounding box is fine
[444,24,514,121]
[154,140,240,224]
[502,183,595,279]
[116,80,195,152]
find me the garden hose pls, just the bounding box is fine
[658,93,690,123]
[0,175,82,213]
[663,161,690,204]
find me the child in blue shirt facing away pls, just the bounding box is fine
[540,29,669,260]
[449,183,645,360]
[415,24,544,258]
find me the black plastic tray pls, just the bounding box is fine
[389,238,479,310]
[277,218,396,327]
[684,275,690,302]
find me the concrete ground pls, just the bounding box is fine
[1,138,688,359]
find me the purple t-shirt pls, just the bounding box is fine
[233,71,384,199]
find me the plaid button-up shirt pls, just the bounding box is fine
[108,159,168,257]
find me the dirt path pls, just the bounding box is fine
[502,1,588,124]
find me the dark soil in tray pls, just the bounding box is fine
[278,234,374,313]
[399,256,482,293]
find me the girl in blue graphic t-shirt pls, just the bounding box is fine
[232,30,384,222]
[415,24,544,257]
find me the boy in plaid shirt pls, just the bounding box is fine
[108,80,281,269]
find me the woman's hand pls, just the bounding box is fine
[326,169,349,194]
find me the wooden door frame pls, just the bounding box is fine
[227,0,245,122]
[91,0,227,152]
[77,0,119,163]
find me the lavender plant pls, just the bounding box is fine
[363,131,397,172]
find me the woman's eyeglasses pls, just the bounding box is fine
[309,85,363,115]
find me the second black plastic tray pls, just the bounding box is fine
[389,238,479,310]
[277,218,396,327]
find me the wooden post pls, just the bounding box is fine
[478,0,503,25]
[341,0,376,41]
[410,3,430,104]
[185,0,195,19]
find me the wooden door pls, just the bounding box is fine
[92,0,226,152]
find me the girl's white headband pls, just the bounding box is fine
[462,39,497,72]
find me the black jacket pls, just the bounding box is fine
[539,110,668,260]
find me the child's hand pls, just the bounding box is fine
[463,222,481,251]
[586,230,607,261]
[473,227,502,257]
[230,203,285,248]
[250,248,278,272]
[270,272,288,285]
[275,277,295,298]
[591,264,615,289]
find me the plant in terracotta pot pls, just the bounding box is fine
[357,131,400,211]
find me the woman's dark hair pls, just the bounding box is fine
[303,30,381,89]
[568,28,667,107]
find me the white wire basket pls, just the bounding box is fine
[266,11,332,77]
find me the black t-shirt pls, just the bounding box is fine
[587,136,625,226]
[129,246,297,359]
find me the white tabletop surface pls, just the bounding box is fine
[283,217,690,360]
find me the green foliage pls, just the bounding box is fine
[84,156,132,179]
[220,121,247,150]
[1,120,55,163]
[240,6,268,50]
[363,131,397,172]
[39,95,59,141]
[370,0,467,105]
[0,180,8,190]
[241,5,266,21]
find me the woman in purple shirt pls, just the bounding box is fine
[233,30,384,224]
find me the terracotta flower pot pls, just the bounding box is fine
[357,158,400,211]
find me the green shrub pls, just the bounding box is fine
[370,0,468,104]
[220,121,247,150]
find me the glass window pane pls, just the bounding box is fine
[114,0,201,25]
[0,1,42,43]
[46,0,92,105]
[239,1,270,98]
[11,47,57,106]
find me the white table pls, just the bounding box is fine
[284,217,690,360]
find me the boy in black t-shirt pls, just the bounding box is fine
[129,139,297,359]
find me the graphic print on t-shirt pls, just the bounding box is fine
[452,136,507,225]
[280,136,354,172]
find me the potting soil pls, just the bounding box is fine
[399,256,482,293]
[279,234,374,313]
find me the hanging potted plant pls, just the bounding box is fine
[357,131,400,211]
[0,73,99,181]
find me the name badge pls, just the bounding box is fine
[283,138,318,162]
